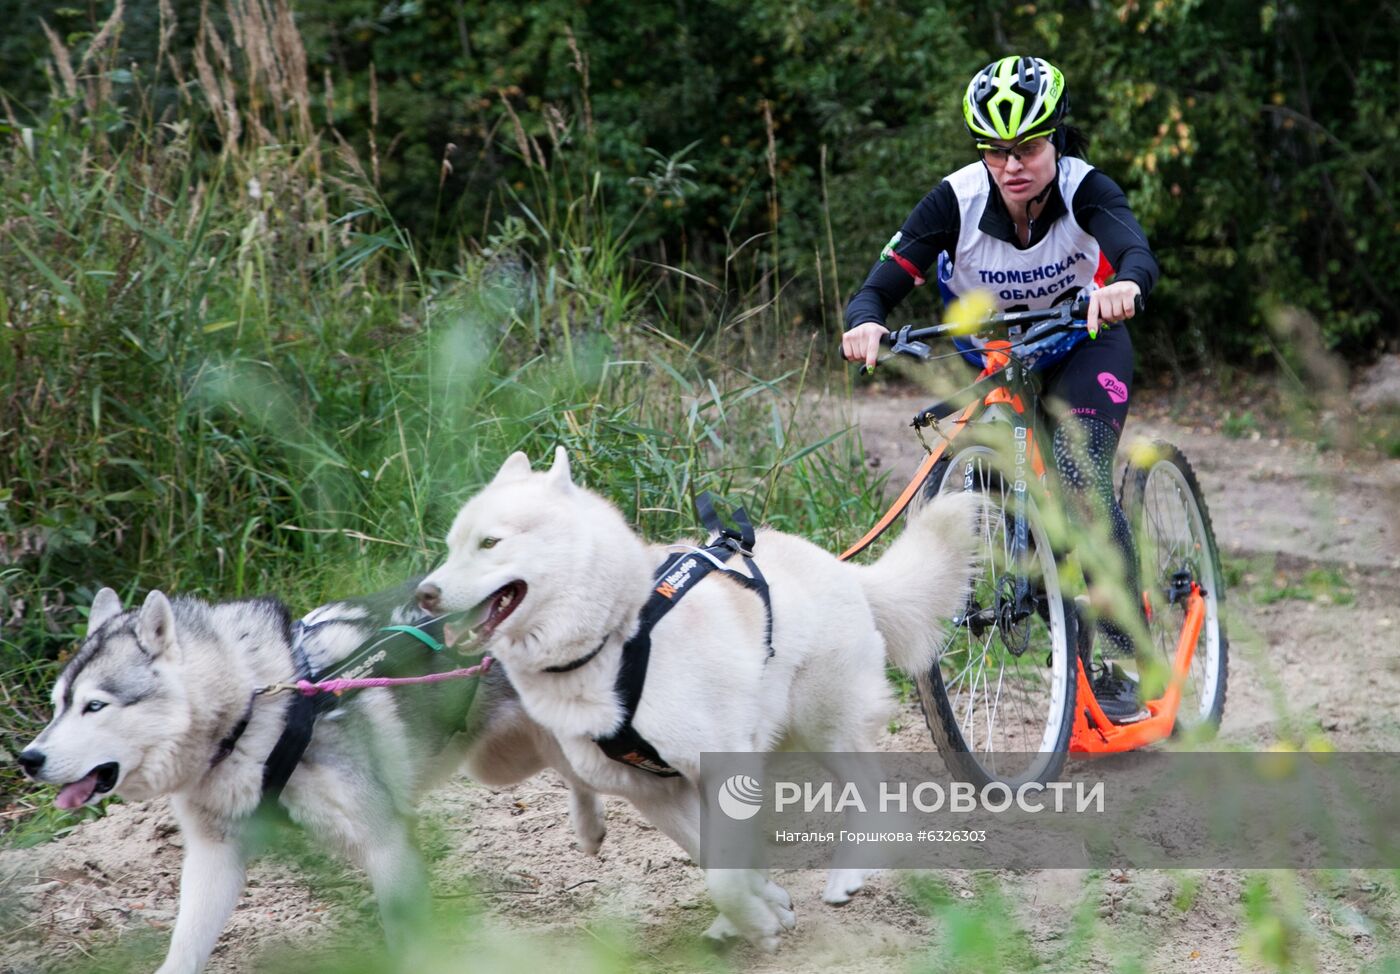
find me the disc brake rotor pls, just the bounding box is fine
[995,574,1032,657]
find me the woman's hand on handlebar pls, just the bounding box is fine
[1086,281,1142,338]
[842,321,890,370]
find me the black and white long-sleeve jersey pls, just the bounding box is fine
[845,157,1158,370]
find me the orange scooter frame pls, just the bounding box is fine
[1069,583,1206,754]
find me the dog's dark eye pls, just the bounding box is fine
[83,700,107,715]
[480,537,499,550]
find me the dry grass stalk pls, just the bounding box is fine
[762,98,779,227]
[76,0,126,78]
[191,0,316,156]
[498,93,545,171]
[439,143,457,190]
[40,21,78,102]
[230,0,280,144]
[368,62,381,185]
[564,27,593,140]
[240,0,278,108]
[272,0,312,139]
[542,105,571,152]
[193,11,244,151]
[158,0,189,97]
[201,4,246,148]
[819,143,842,321]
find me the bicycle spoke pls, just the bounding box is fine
[987,655,1007,753]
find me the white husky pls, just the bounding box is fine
[17,582,605,974]
[417,448,975,948]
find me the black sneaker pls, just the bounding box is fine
[1091,663,1149,724]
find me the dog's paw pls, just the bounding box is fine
[575,826,606,857]
[760,879,793,911]
[706,901,793,949]
[569,791,607,856]
[707,870,795,950]
[769,901,797,932]
[760,881,796,929]
[702,914,741,943]
[715,918,781,955]
[822,868,873,905]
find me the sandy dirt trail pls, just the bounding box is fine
[3,376,1398,974]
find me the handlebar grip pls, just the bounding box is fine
[851,327,897,375]
[839,326,894,372]
[1073,291,1147,322]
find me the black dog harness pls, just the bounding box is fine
[208,619,350,807]
[214,610,476,810]
[572,493,774,778]
[258,633,326,803]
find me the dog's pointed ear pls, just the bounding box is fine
[88,588,124,634]
[137,590,179,660]
[544,446,574,491]
[492,451,532,484]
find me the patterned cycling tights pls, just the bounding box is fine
[1051,415,1143,658]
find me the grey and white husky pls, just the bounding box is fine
[16,582,604,974]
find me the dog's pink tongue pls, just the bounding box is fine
[55,772,100,810]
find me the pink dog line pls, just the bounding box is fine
[294,656,494,696]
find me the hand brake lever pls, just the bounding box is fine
[857,325,931,376]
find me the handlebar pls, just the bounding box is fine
[860,293,1144,370]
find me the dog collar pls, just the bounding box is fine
[543,636,609,674]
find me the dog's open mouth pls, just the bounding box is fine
[443,581,527,649]
[55,761,119,810]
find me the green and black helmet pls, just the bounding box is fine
[963,56,1068,143]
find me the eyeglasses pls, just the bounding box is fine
[976,136,1051,166]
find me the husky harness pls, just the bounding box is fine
[258,633,325,803]
[584,492,774,779]
[247,610,488,808]
[206,619,321,804]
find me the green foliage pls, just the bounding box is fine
[1233,554,1356,606]
[907,874,1043,973]
[1220,409,1259,439]
[210,0,1400,361]
[1172,872,1201,912]
[6,3,1393,360]
[1241,873,1315,972]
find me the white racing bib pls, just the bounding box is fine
[938,157,1111,370]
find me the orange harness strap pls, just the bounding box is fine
[837,401,977,562]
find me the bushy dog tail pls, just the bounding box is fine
[853,490,979,674]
